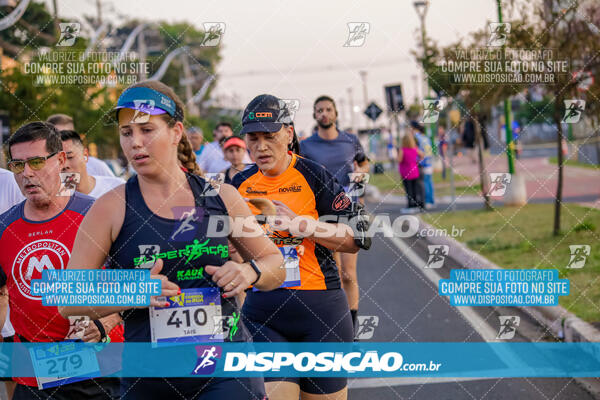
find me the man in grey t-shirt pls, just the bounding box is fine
[300,95,369,332]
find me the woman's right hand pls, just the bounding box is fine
[147,259,180,308]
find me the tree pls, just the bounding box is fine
[420,26,524,209]
[505,0,600,235]
[0,8,225,157]
[0,1,56,57]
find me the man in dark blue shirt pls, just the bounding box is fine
[300,95,369,331]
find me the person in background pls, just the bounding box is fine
[221,135,249,184]
[437,125,448,180]
[46,114,116,177]
[0,168,25,213]
[186,126,204,163]
[0,168,23,399]
[60,130,125,198]
[462,117,477,163]
[198,122,251,173]
[398,132,424,212]
[300,95,369,332]
[411,121,435,209]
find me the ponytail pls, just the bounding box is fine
[178,134,202,175]
[287,122,300,154]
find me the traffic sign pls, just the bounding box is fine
[364,102,383,121]
[384,84,404,112]
[573,71,594,92]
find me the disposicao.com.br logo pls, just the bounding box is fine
[223,351,441,373]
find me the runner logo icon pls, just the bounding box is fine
[497,316,520,339]
[130,99,155,123]
[488,173,512,196]
[58,172,80,196]
[277,99,300,123]
[566,245,590,269]
[203,173,225,197]
[201,23,225,46]
[421,99,445,123]
[136,245,160,268]
[170,207,203,241]
[192,345,222,375]
[487,22,511,46]
[57,23,80,46]
[355,316,379,340]
[425,245,449,269]
[563,100,585,123]
[344,22,370,47]
[347,173,370,197]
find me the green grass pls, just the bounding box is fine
[368,170,405,194]
[549,156,600,170]
[422,204,600,322]
[435,184,482,198]
[369,169,480,197]
[432,170,470,184]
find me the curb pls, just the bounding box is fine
[417,217,600,398]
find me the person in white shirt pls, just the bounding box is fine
[47,113,116,177]
[0,170,22,337]
[0,168,25,214]
[85,155,116,177]
[0,168,21,397]
[60,130,124,198]
[197,122,252,173]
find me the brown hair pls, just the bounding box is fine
[124,80,200,175]
[46,114,73,126]
[402,132,417,149]
[178,134,201,175]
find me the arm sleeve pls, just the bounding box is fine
[312,167,352,218]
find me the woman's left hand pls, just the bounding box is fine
[205,261,258,298]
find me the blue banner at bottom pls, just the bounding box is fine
[1,342,599,378]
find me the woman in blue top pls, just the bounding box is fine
[60,80,284,399]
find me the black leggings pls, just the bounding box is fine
[403,178,422,208]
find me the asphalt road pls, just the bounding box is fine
[347,204,596,400]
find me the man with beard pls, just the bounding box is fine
[300,95,369,333]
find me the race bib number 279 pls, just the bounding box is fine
[30,341,99,390]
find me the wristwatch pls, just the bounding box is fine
[93,319,109,343]
[248,259,262,285]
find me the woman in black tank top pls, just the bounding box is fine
[61,81,284,399]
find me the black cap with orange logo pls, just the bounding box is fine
[241,94,293,134]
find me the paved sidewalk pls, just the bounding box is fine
[449,153,600,208]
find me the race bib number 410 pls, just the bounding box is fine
[150,287,223,346]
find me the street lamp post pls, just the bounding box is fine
[347,87,357,133]
[414,0,437,156]
[497,0,515,174]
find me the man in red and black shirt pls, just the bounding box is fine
[0,122,121,399]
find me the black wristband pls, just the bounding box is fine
[248,259,262,286]
[93,319,107,342]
